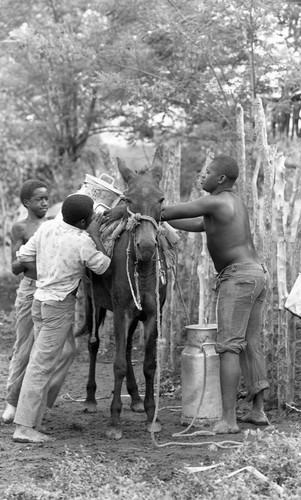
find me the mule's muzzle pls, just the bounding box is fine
[136,241,157,261]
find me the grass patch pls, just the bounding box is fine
[4,428,301,499]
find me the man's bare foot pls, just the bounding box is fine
[13,425,54,443]
[237,409,269,426]
[213,420,240,434]
[2,403,16,424]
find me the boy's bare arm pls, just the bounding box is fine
[10,221,28,274]
[86,217,108,256]
[86,216,112,277]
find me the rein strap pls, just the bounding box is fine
[126,207,160,232]
[125,207,161,311]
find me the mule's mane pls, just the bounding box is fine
[134,167,152,175]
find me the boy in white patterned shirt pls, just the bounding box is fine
[12,194,110,443]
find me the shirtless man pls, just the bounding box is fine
[2,179,49,423]
[161,155,270,434]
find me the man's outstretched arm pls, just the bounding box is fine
[165,217,204,232]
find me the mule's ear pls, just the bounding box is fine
[117,157,136,184]
[150,144,164,183]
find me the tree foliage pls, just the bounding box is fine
[0,0,300,202]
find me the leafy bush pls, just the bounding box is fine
[4,428,301,499]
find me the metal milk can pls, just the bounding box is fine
[77,173,122,214]
[181,323,222,426]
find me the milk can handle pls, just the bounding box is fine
[99,173,115,185]
[201,342,216,353]
[186,341,216,352]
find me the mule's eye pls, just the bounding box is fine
[159,197,165,204]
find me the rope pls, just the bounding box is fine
[60,393,136,403]
[126,237,142,310]
[126,207,159,231]
[151,247,163,445]
[60,393,111,402]
[150,439,242,449]
[134,266,141,307]
[88,269,98,343]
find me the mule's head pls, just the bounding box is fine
[117,145,164,261]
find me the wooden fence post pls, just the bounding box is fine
[253,96,277,403]
[236,103,247,201]
[161,143,181,368]
[195,152,216,324]
[0,180,9,269]
[274,153,291,407]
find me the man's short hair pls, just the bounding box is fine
[61,194,94,225]
[20,180,48,206]
[212,155,239,182]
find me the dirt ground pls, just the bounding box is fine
[0,281,299,496]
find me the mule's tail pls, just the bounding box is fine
[73,308,107,338]
[74,325,90,338]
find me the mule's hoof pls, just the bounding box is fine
[131,400,144,413]
[82,401,97,413]
[106,427,122,440]
[147,420,162,433]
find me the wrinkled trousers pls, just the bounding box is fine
[14,295,77,428]
[6,277,36,406]
[214,262,270,402]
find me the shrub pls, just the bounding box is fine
[5,429,301,499]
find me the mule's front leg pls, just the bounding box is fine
[106,355,126,440]
[106,309,129,440]
[84,337,99,413]
[126,320,144,413]
[144,319,162,433]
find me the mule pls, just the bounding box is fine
[84,146,167,440]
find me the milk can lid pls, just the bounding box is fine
[185,324,217,330]
[84,173,123,195]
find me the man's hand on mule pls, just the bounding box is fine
[102,204,127,224]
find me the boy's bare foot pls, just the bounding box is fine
[212,420,240,434]
[13,425,54,443]
[34,425,48,434]
[237,409,270,426]
[2,403,16,424]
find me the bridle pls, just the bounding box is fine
[125,206,160,231]
[125,206,163,311]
